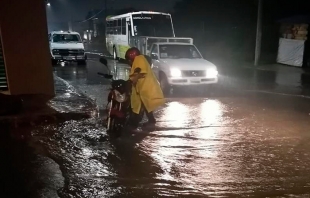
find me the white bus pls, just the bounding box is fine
[105,11,176,60]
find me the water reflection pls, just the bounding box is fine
[143,98,232,196]
[53,64,88,81]
[200,99,223,126]
[163,102,189,128]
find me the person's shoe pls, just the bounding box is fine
[142,121,156,129]
[127,125,143,133]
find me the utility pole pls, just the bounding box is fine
[254,0,263,66]
[103,0,108,45]
[68,21,72,31]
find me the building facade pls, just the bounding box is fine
[0,0,54,95]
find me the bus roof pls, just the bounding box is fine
[106,11,171,20]
[50,31,80,35]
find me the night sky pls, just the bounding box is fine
[46,0,179,23]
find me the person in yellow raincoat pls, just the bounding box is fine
[125,47,165,130]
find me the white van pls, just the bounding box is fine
[49,31,87,65]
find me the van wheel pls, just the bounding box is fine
[51,59,57,65]
[159,73,171,96]
[113,47,118,60]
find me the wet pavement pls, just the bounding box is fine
[26,59,310,197]
[4,58,310,197]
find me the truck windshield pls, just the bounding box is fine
[159,45,202,59]
[52,34,81,43]
[132,14,174,37]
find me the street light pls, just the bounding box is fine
[47,2,51,6]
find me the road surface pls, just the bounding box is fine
[33,58,310,197]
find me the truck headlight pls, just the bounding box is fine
[52,49,60,55]
[78,49,85,55]
[170,68,182,77]
[206,68,218,78]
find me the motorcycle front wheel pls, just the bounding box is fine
[108,118,123,138]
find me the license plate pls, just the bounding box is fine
[191,80,200,83]
[64,57,73,60]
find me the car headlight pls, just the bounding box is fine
[52,49,59,55]
[114,90,127,103]
[170,68,182,77]
[78,49,85,55]
[206,68,218,78]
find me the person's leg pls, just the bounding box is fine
[140,103,156,124]
[128,112,141,128]
[145,111,156,124]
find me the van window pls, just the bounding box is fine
[52,34,81,43]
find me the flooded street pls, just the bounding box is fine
[30,59,310,197]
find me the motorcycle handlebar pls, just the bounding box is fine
[97,72,113,79]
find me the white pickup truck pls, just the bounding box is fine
[49,31,87,65]
[147,42,218,94]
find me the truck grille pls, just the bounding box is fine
[182,70,206,77]
[52,49,84,56]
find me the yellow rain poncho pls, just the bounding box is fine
[130,55,165,114]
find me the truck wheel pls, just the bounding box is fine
[159,73,171,96]
[77,60,87,65]
[113,47,118,60]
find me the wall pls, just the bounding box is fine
[0,0,54,95]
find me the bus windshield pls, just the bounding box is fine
[132,14,174,37]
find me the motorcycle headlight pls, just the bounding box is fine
[206,68,218,78]
[170,68,182,77]
[114,90,127,103]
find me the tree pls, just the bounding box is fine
[172,0,258,60]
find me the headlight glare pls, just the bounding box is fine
[206,68,218,78]
[170,68,182,77]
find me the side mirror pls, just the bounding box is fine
[99,57,108,66]
[144,55,152,65]
[151,54,158,60]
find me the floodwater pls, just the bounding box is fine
[30,59,310,197]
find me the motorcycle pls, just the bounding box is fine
[98,57,131,137]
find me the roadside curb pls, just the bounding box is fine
[0,76,99,129]
[0,111,94,129]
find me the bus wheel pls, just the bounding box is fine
[113,47,118,60]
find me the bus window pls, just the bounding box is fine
[112,20,117,34]
[121,18,126,35]
[106,21,111,34]
[117,19,121,35]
